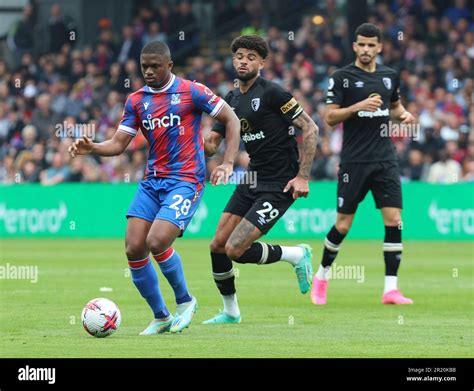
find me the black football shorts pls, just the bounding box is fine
[336,161,402,214]
[223,183,295,234]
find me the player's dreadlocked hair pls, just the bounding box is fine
[231,35,269,59]
[141,41,171,59]
[354,23,382,42]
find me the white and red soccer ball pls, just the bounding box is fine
[81,298,121,338]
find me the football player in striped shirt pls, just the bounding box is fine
[69,41,240,334]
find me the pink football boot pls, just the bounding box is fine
[310,276,328,305]
[381,289,413,304]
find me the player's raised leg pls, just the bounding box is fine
[225,192,313,294]
[204,212,243,324]
[125,217,173,335]
[225,218,313,293]
[380,207,413,304]
[311,212,353,305]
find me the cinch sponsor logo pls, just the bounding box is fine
[142,113,181,130]
[242,131,265,143]
[357,108,390,118]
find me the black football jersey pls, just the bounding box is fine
[213,77,303,186]
[326,63,401,163]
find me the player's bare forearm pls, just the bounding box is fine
[91,131,134,157]
[204,131,223,157]
[325,104,355,127]
[69,131,133,158]
[390,100,408,121]
[390,100,416,124]
[292,111,318,180]
[390,100,405,120]
[90,140,123,156]
[326,96,383,127]
[215,103,240,165]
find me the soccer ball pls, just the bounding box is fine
[81,298,121,338]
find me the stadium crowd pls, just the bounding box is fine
[0,0,472,185]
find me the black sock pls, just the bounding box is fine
[384,226,402,275]
[321,225,346,267]
[211,252,235,296]
[234,243,282,265]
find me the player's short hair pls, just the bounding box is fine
[354,23,382,42]
[141,41,171,59]
[231,35,269,59]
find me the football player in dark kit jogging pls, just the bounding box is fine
[203,35,319,324]
[311,23,416,306]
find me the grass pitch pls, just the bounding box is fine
[0,239,472,358]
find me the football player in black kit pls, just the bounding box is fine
[203,35,318,324]
[311,23,416,306]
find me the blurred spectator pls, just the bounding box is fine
[156,4,173,35]
[48,4,76,53]
[311,141,338,180]
[171,1,198,58]
[443,0,471,24]
[129,150,146,182]
[39,152,70,185]
[427,148,462,183]
[21,125,38,151]
[31,94,61,141]
[402,149,430,181]
[117,25,142,65]
[7,3,35,67]
[0,155,16,183]
[21,159,40,183]
[463,159,474,181]
[143,22,168,46]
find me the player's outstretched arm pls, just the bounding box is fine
[210,102,240,185]
[284,111,318,199]
[68,131,134,158]
[204,131,223,157]
[390,100,416,124]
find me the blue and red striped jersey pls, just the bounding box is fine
[118,73,225,183]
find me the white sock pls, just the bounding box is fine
[222,294,240,318]
[384,276,398,293]
[316,264,331,280]
[279,246,304,266]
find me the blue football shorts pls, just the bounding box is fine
[126,177,204,234]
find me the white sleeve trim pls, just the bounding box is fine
[292,106,303,119]
[209,99,225,118]
[118,124,138,136]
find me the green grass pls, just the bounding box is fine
[0,239,472,358]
